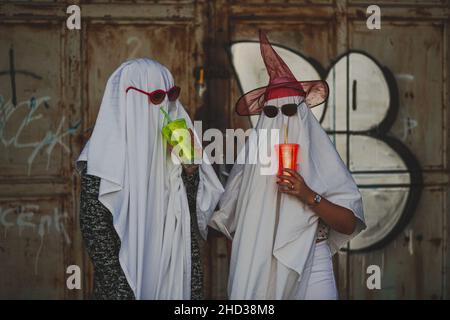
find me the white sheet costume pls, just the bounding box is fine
[76,58,223,299]
[209,94,366,299]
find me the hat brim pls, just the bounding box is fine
[235,80,329,116]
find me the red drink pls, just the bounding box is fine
[275,143,299,176]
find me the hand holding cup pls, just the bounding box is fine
[277,168,315,204]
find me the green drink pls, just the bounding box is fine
[160,110,194,163]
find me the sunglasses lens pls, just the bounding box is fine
[282,104,298,117]
[168,86,181,101]
[263,105,278,118]
[150,90,166,105]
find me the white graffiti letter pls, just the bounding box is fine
[66,265,81,290]
[366,264,381,290]
[366,5,381,30]
[66,5,81,30]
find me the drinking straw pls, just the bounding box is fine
[284,121,288,144]
[159,106,172,123]
[199,68,205,85]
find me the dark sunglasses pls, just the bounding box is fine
[126,85,181,105]
[263,102,300,118]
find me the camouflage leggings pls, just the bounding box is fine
[79,161,203,300]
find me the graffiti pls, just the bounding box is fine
[0,48,43,107]
[400,115,418,142]
[230,42,423,252]
[0,48,79,278]
[0,95,81,175]
[0,48,82,175]
[127,36,143,59]
[0,204,71,275]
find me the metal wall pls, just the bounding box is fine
[0,0,449,299]
[0,0,207,299]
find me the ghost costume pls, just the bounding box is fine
[76,58,224,299]
[209,94,365,299]
[208,30,365,299]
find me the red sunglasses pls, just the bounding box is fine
[126,85,181,105]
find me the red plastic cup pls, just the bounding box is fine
[275,143,299,177]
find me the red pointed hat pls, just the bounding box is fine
[235,30,329,116]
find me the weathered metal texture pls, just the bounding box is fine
[201,0,232,299]
[217,0,450,300]
[0,15,83,299]
[341,7,450,299]
[1,0,449,300]
[0,0,206,299]
[0,22,66,178]
[83,23,196,128]
[0,199,72,299]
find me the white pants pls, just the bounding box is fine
[304,241,338,300]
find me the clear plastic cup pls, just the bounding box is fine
[275,143,299,176]
[161,118,194,162]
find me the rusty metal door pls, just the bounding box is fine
[207,0,450,300]
[1,0,449,300]
[0,1,207,299]
[340,3,449,299]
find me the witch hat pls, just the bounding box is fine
[235,30,329,116]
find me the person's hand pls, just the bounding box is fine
[167,128,196,155]
[277,168,315,205]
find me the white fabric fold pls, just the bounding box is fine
[209,95,365,299]
[76,58,223,299]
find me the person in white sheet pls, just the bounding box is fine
[76,58,224,299]
[209,31,366,300]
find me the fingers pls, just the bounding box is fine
[282,168,303,180]
[276,174,297,184]
[277,181,292,188]
[278,187,297,195]
[277,178,298,194]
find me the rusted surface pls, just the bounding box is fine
[0,22,68,178]
[0,0,449,300]
[345,19,448,296]
[0,18,82,299]
[84,23,195,129]
[0,0,204,299]
[222,0,450,300]
[348,188,445,299]
[0,198,74,299]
